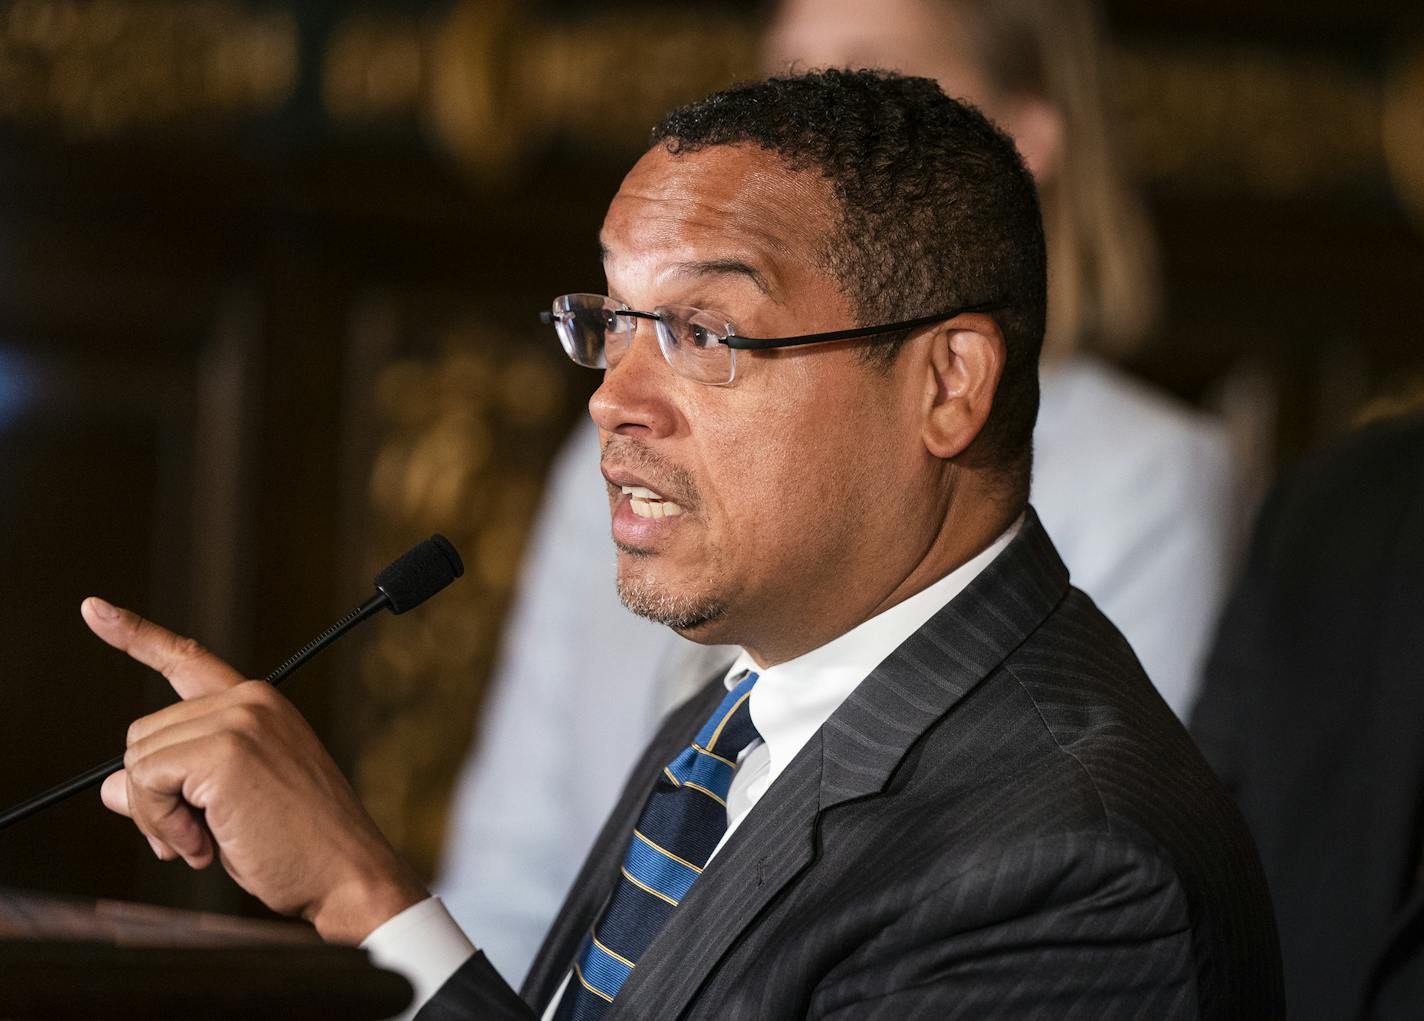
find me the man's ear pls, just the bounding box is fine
[921,315,1005,460]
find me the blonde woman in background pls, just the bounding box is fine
[438,0,1236,984]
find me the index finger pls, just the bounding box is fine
[82,597,246,700]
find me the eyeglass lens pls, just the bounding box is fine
[549,294,737,385]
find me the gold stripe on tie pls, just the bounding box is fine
[704,690,753,753]
[592,933,636,969]
[633,828,704,874]
[572,962,615,1003]
[692,742,737,768]
[680,780,728,807]
[620,866,680,906]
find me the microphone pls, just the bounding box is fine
[0,534,464,831]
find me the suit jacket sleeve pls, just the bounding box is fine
[807,832,1200,1020]
[413,951,538,1021]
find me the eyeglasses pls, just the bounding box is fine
[541,293,1004,386]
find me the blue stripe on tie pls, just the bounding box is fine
[576,938,633,1001]
[624,830,701,903]
[664,744,734,801]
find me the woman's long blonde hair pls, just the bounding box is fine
[956,0,1161,359]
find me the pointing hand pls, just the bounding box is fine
[82,596,427,943]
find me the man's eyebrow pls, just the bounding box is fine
[597,241,774,298]
[668,259,772,296]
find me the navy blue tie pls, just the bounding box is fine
[553,671,761,1020]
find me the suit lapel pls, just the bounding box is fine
[820,507,1068,808]
[610,509,1069,1019]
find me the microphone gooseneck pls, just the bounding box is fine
[0,534,464,832]
[262,594,390,688]
[264,534,461,685]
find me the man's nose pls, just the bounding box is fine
[588,327,679,439]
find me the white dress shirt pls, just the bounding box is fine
[366,519,1022,1019]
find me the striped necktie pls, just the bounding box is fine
[553,670,761,1020]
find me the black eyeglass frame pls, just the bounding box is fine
[538,299,1005,353]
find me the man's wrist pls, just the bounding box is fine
[309,864,430,945]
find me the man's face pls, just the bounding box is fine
[592,144,945,663]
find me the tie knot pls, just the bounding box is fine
[659,671,761,806]
[692,670,760,762]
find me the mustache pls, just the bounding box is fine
[601,436,701,511]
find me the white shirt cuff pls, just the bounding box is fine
[361,896,477,1020]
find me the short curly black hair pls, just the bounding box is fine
[651,68,1045,491]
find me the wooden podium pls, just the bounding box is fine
[0,887,413,1019]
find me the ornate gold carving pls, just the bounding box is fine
[1384,42,1424,231]
[403,3,1422,214]
[6,0,1413,218]
[321,0,757,175]
[322,11,423,122]
[425,0,528,175]
[0,0,297,133]
[1114,42,1384,200]
[356,325,572,872]
[463,3,756,160]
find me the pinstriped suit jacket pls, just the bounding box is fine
[418,509,1284,1019]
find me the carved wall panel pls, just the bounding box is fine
[343,297,585,877]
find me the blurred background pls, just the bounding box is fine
[0,0,1420,919]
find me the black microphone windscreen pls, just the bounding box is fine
[374,534,465,614]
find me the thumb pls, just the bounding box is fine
[101,770,174,858]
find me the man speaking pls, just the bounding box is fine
[81,70,1283,1018]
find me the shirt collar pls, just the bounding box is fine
[722,515,1023,788]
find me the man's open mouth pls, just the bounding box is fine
[621,485,685,519]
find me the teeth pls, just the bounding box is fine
[629,496,684,519]
[619,484,683,519]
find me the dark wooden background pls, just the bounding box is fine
[0,0,1419,919]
